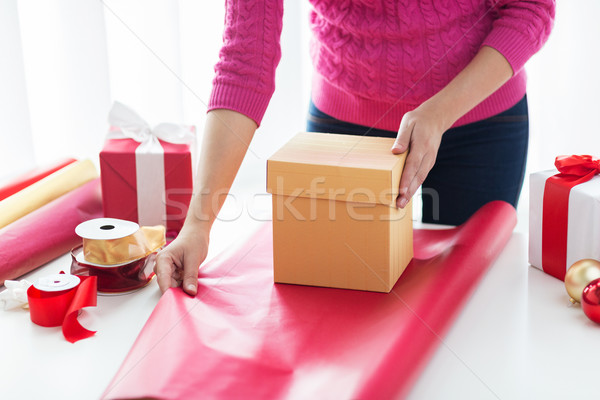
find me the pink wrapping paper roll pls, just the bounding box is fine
[0,179,103,285]
[102,201,516,400]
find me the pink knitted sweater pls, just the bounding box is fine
[208,0,555,131]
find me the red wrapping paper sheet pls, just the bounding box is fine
[103,201,516,400]
[0,158,76,201]
[0,179,103,285]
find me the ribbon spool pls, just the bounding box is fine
[70,218,165,293]
[28,274,80,327]
[27,273,97,343]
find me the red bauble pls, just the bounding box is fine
[581,278,600,324]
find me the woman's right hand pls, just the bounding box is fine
[154,108,258,296]
[154,224,210,296]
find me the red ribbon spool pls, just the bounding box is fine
[70,245,155,293]
[27,272,97,343]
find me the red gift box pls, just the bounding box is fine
[529,155,600,280]
[100,103,195,235]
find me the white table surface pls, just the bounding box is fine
[1,204,599,400]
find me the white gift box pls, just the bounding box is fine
[529,169,600,280]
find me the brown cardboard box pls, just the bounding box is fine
[266,132,413,292]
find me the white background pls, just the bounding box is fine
[1,1,598,191]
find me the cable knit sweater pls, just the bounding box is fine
[208,0,555,131]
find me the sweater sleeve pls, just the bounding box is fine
[208,0,284,126]
[481,0,555,75]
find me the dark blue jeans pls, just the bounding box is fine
[306,96,529,225]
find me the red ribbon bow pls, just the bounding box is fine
[542,155,600,280]
[555,155,600,180]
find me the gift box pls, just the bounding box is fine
[529,155,600,280]
[266,132,413,292]
[100,103,195,235]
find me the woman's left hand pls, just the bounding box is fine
[391,102,448,208]
[390,46,516,209]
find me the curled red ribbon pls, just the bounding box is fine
[555,154,600,178]
[70,246,155,293]
[542,155,600,280]
[27,273,97,343]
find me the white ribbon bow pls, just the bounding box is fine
[0,279,32,310]
[106,101,195,149]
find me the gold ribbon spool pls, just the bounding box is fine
[75,218,166,265]
[82,226,165,265]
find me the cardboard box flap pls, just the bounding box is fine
[267,132,406,206]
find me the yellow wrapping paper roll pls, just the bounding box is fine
[82,225,166,265]
[0,159,98,229]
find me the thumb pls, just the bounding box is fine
[391,116,414,154]
[182,261,199,296]
[182,250,204,296]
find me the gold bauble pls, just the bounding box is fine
[565,259,600,303]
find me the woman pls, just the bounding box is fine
[156,0,555,295]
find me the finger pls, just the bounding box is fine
[182,254,201,296]
[172,268,182,281]
[155,251,175,294]
[398,147,424,203]
[397,153,435,207]
[405,173,424,204]
[391,117,414,154]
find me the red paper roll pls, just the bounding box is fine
[27,273,97,343]
[70,246,156,293]
[102,201,516,400]
[0,179,103,285]
[0,158,76,201]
